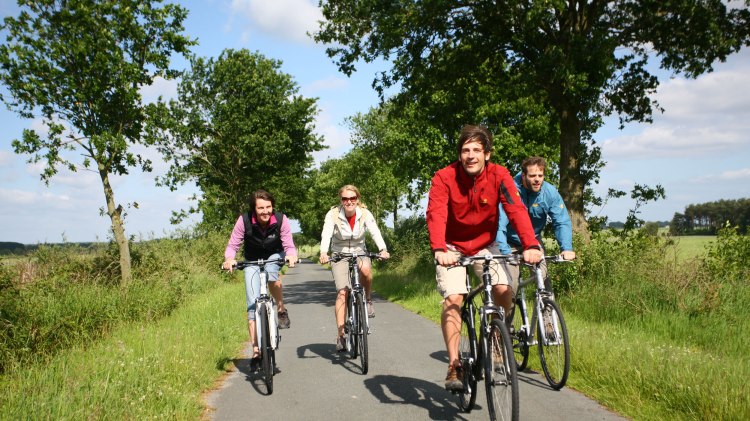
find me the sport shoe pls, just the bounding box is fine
[278,310,290,329]
[367,300,375,318]
[335,335,346,352]
[444,364,464,391]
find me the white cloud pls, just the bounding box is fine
[230,0,323,44]
[140,76,179,103]
[0,150,13,166]
[304,76,348,95]
[0,188,37,205]
[602,124,746,159]
[689,167,750,184]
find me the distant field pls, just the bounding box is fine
[670,235,715,260]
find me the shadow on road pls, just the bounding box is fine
[295,342,367,375]
[364,374,476,420]
[282,278,334,307]
[429,350,449,364]
[232,357,275,396]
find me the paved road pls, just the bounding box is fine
[205,260,627,420]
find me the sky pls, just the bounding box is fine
[1,0,749,244]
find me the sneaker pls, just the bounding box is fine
[335,335,346,352]
[367,300,375,318]
[444,364,464,391]
[278,310,290,329]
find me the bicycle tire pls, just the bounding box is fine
[356,291,369,374]
[456,307,478,413]
[537,298,570,390]
[484,318,519,421]
[346,292,358,360]
[510,297,529,371]
[259,303,274,394]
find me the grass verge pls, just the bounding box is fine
[0,276,246,420]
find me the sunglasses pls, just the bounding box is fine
[340,196,358,202]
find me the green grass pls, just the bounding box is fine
[371,245,750,421]
[669,235,715,260]
[0,277,247,420]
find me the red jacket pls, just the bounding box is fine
[427,161,539,256]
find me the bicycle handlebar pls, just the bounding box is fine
[220,257,287,271]
[329,252,384,263]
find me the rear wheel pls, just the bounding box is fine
[484,318,519,421]
[537,298,570,390]
[510,297,529,371]
[456,308,478,413]
[259,303,274,394]
[356,291,369,374]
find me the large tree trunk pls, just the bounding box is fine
[557,106,590,242]
[99,165,132,285]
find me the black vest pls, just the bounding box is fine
[242,211,285,260]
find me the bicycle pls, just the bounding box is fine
[451,254,519,421]
[330,251,381,375]
[509,255,572,390]
[222,257,286,394]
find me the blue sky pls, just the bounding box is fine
[1,0,749,244]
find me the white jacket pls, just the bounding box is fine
[320,206,388,254]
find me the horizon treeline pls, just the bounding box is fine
[670,198,750,235]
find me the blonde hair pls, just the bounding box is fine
[338,184,367,209]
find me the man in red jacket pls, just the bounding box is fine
[427,125,542,391]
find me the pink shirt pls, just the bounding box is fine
[224,213,297,259]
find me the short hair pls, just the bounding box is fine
[521,156,547,174]
[249,189,275,210]
[457,125,493,156]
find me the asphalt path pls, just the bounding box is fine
[205,259,627,420]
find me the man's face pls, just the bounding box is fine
[522,164,544,192]
[254,198,273,225]
[459,139,490,177]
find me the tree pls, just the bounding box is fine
[0,0,194,284]
[145,49,324,231]
[314,0,750,236]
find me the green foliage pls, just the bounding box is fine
[145,48,324,230]
[315,0,750,233]
[0,232,227,374]
[672,198,750,235]
[0,0,195,283]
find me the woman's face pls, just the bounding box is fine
[340,189,358,214]
[254,198,273,225]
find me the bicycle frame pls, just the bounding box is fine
[516,257,562,347]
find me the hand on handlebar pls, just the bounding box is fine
[222,259,237,272]
[522,248,543,264]
[560,250,576,260]
[319,253,330,265]
[434,250,459,267]
[378,250,390,260]
[285,255,298,268]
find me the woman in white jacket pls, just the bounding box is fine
[319,185,390,352]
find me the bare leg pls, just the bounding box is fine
[441,294,464,367]
[335,288,348,337]
[269,279,285,312]
[248,319,258,357]
[359,266,373,300]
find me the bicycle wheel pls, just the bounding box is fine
[456,308,478,413]
[346,292,358,360]
[537,298,570,390]
[510,297,529,371]
[258,303,274,394]
[484,318,519,421]
[356,291,369,374]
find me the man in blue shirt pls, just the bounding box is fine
[496,157,576,288]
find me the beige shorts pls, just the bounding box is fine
[331,256,372,291]
[435,248,519,298]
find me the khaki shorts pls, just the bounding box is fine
[436,248,519,298]
[331,256,372,291]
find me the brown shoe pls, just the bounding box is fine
[444,364,464,391]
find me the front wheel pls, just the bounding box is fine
[258,303,274,394]
[510,297,529,371]
[346,292,358,360]
[537,298,570,390]
[456,308,478,412]
[356,291,369,374]
[484,318,519,421]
